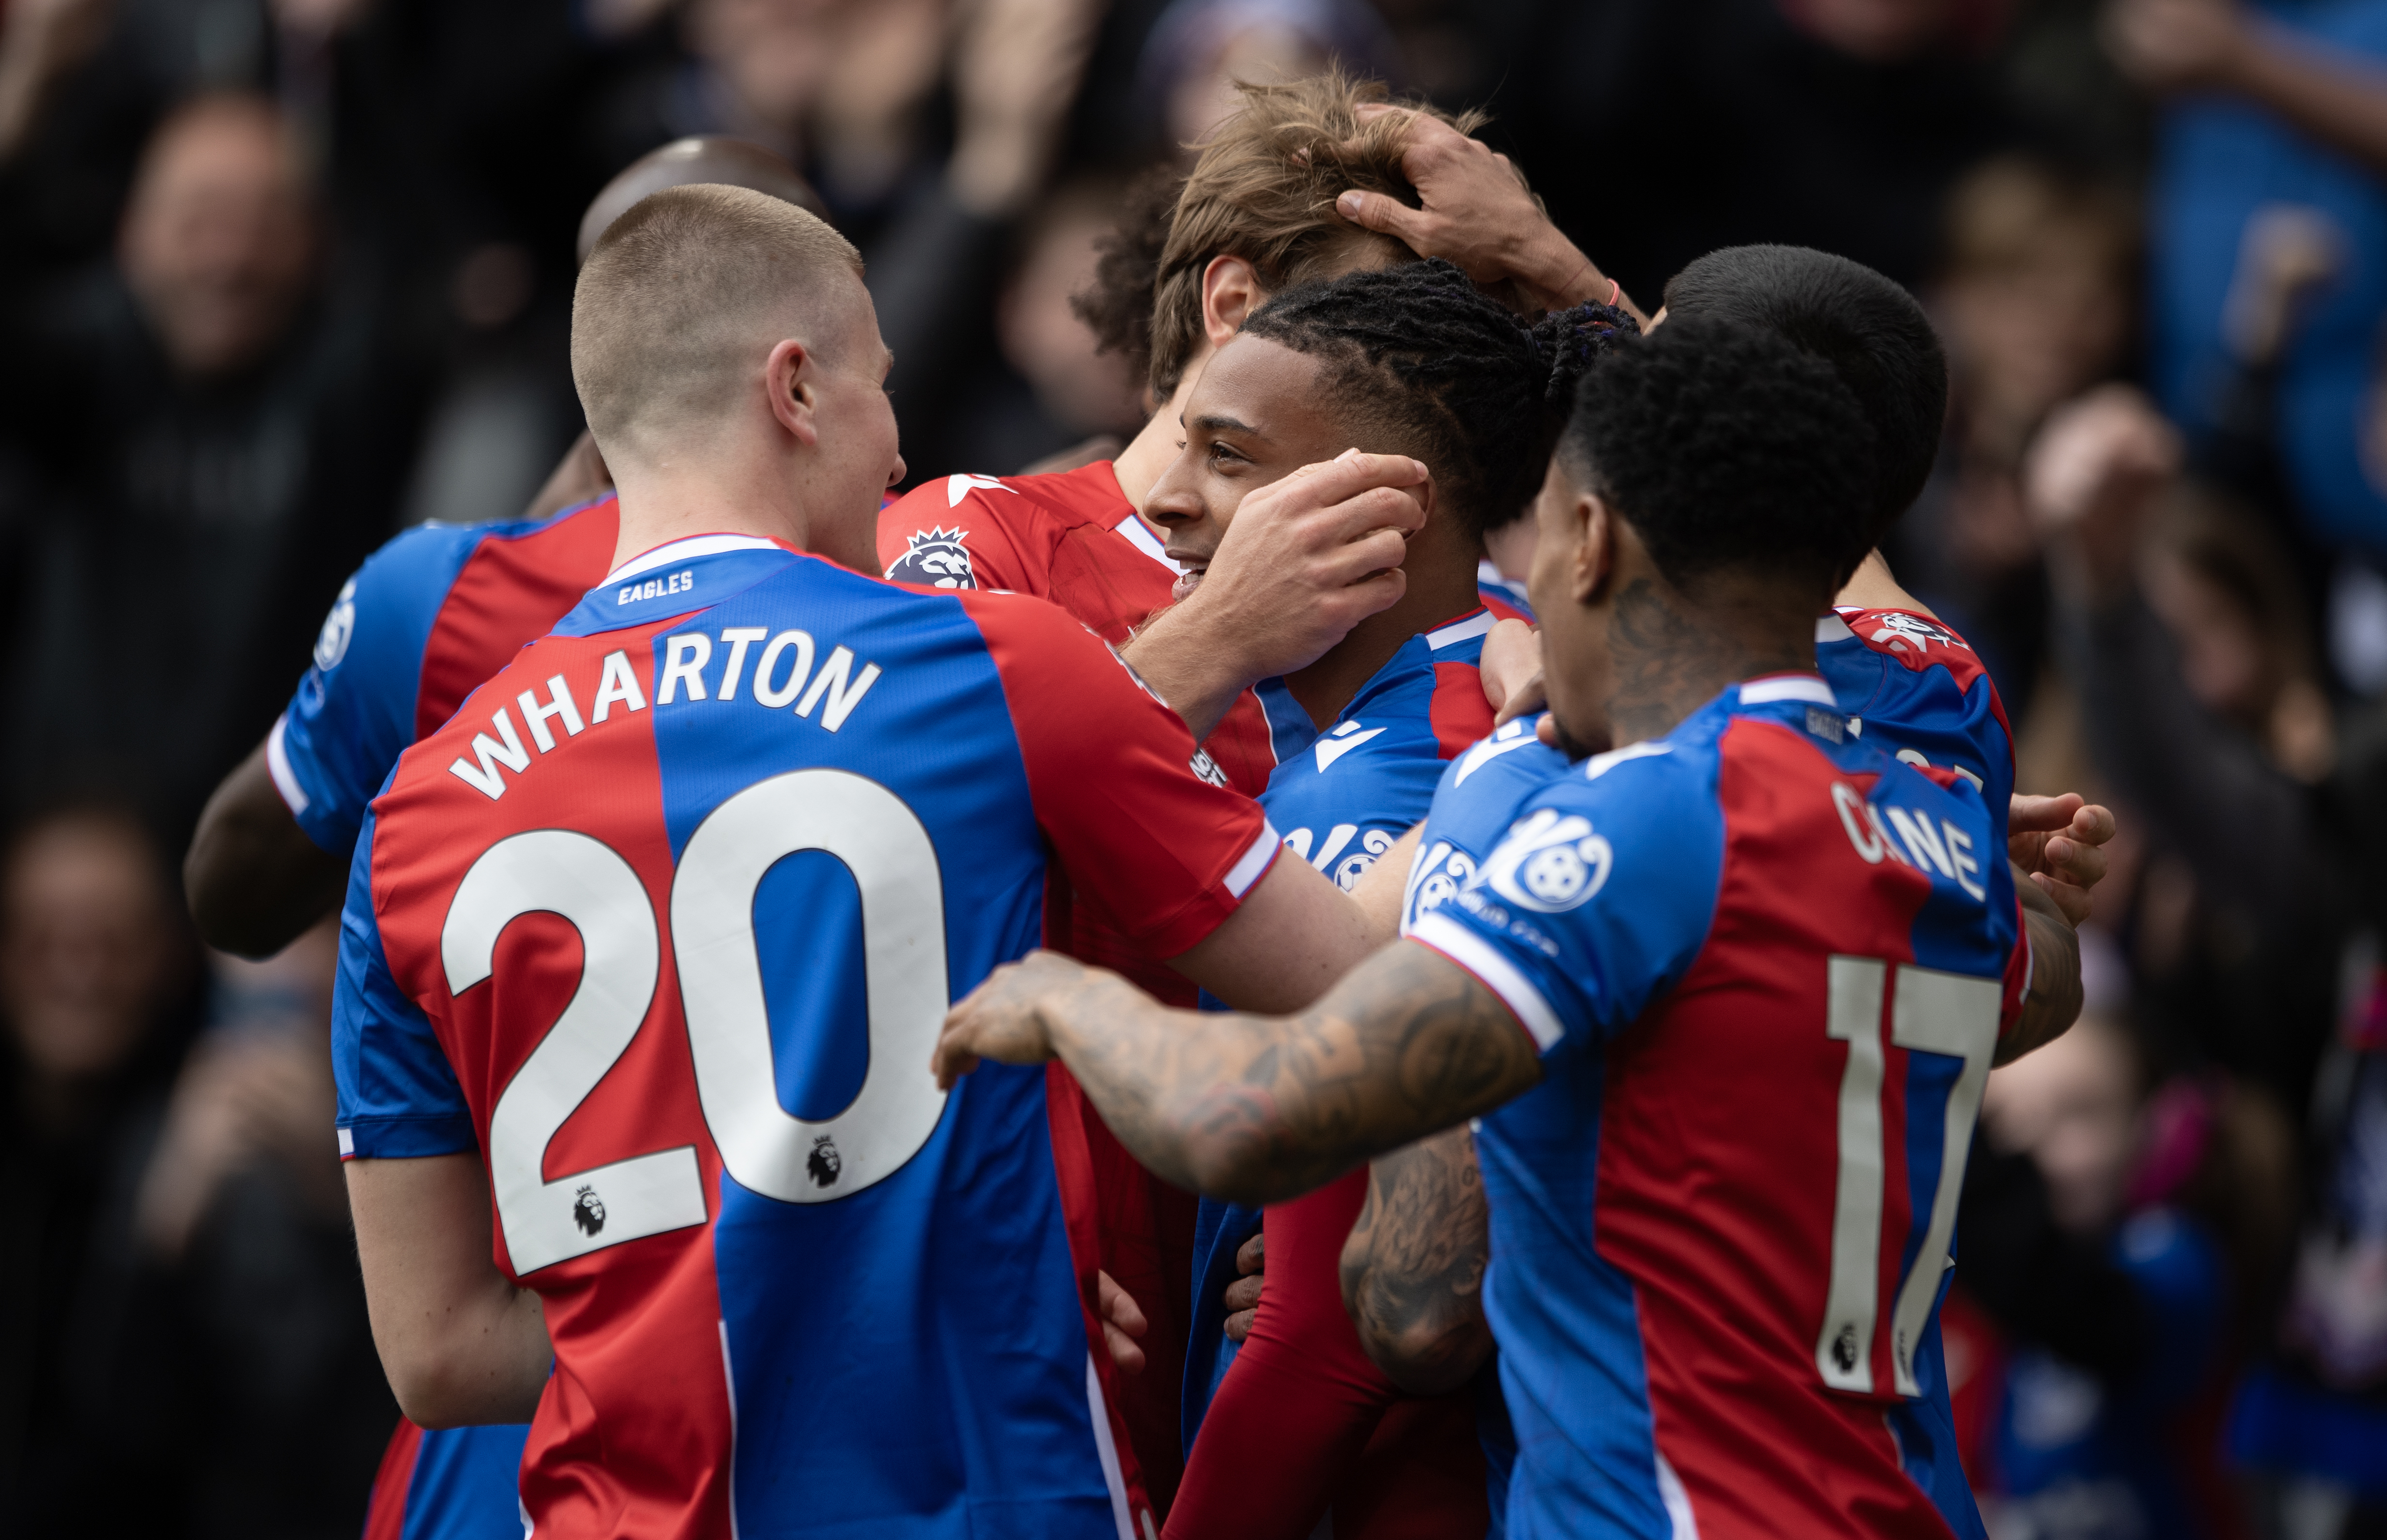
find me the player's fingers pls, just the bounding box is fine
[1274,450,1430,515]
[2070,802,2118,847]
[1235,1231,1266,1273]
[1098,1269,1148,1338]
[1493,668,1548,727]
[1102,1322,1147,1374]
[2007,791,2086,833]
[1335,188,1431,246]
[2032,869,2093,927]
[1223,1308,1256,1345]
[1536,712,1560,748]
[2048,836,2109,890]
[1221,1274,1263,1315]
[929,1035,978,1091]
[1310,525,1416,591]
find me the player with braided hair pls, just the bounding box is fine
[1145,260,1629,1540]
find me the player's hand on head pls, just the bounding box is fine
[1096,1269,1149,1373]
[1187,448,1428,682]
[932,951,1087,1088]
[2008,793,2117,927]
[1336,105,1617,315]
[1480,618,1546,724]
[1221,1230,1265,1343]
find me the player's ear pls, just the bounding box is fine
[1201,256,1265,349]
[765,338,819,447]
[1571,490,1616,605]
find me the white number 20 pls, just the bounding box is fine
[440,770,952,1276]
[1815,955,1998,1398]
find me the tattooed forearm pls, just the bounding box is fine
[1044,940,1542,1207]
[1340,1125,1494,1396]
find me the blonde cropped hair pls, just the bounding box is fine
[571,184,862,458]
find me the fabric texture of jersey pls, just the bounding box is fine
[361,1419,531,1540]
[1404,677,2027,1540]
[1477,560,1533,623]
[1172,609,1497,1540]
[333,534,1278,1540]
[270,496,622,853]
[878,462,1283,1510]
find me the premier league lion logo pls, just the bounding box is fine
[808,1134,843,1188]
[886,527,976,589]
[572,1185,606,1236]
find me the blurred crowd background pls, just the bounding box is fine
[3,0,2387,1536]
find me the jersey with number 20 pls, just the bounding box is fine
[332,534,1280,1540]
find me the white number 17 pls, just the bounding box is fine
[1815,955,1999,1398]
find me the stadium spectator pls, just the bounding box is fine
[1888,156,2139,725]
[0,91,425,842]
[0,806,194,1535]
[1956,1012,2294,1538]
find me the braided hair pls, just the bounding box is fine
[1239,259,1635,541]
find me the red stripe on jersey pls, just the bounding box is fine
[361,1418,422,1540]
[1595,719,1958,1540]
[1834,606,2013,745]
[1480,592,1531,625]
[1046,1063,1158,1529]
[1427,662,1495,761]
[377,628,738,1540]
[415,498,621,739]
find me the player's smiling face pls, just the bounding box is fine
[1142,334,1349,601]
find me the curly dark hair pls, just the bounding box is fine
[1662,246,1943,543]
[1068,164,1182,399]
[1559,316,1878,595]
[1241,258,1635,542]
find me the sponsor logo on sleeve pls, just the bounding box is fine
[1478,808,1613,913]
[312,578,357,671]
[886,526,977,589]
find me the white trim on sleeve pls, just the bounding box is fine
[265,714,310,816]
[1411,912,1566,1051]
[1221,820,1280,899]
[336,1127,354,1158]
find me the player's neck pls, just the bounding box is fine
[607,458,814,575]
[1110,367,1204,511]
[1282,525,1482,731]
[1595,572,1819,747]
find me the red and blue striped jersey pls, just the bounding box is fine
[272,501,622,1538]
[270,497,622,852]
[1403,676,2027,1540]
[332,534,1279,1540]
[1176,611,1497,1538]
[1478,560,1534,624]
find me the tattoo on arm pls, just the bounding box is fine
[1340,1125,1494,1396]
[1048,940,1541,1206]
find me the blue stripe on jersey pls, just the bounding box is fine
[399,1426,529,1540]
[334,802,475,1157]
[278,524,491,853]
[626,553,1115,1537]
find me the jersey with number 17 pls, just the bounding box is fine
[1405,676,2027,1540]
[332,534,1283,1540]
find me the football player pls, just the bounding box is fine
[180,136,828,1540]
[936,319,2033,1540]
[1138,260,1630,1540]
[872,71,1623,1496]
[334,187,1395,1540]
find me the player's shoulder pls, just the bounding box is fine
[881,465,1124,586]
[1825,606,1991,687]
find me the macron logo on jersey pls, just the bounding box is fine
[1314,720,1387,772]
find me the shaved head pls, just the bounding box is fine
[571,184,863,463]
[576,136,829,265]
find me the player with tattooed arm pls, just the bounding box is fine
[939,320,2033,1540]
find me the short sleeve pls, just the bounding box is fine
[1407,749,1723,1056]
[275,528,476,854]
[333,806,476,1159]
[968,593,1276,958]
[878,477,1043,594]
